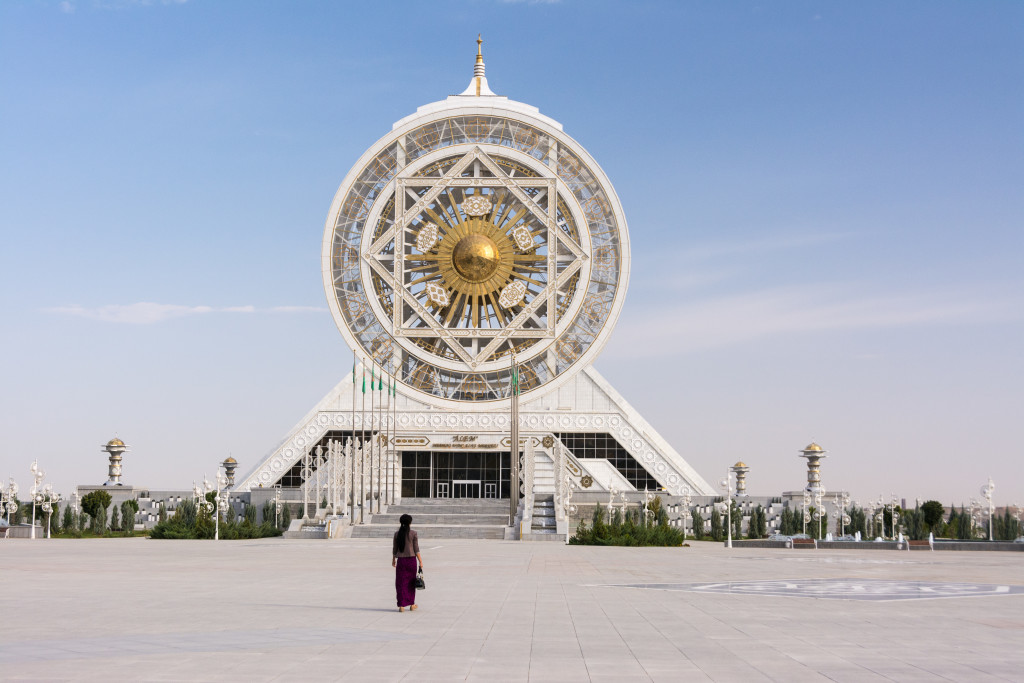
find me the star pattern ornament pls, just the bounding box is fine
[498,280,527,309]
[511,225,534,251]
[352,144,600,382]
[462,195,492,217]
[426,282,450,306]
[415,223,439,252]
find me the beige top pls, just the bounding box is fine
[393,529,420,558]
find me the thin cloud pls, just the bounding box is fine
[92,0,187,9]
[270,306,328,313]
[672,231,854,263]
[59,1,75,13]
[607,285,1017,357]
[48,303,321,324]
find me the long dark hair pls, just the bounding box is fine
[397,514,413,552]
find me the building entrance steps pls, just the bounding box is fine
[530,493,557,534]
[350,498,510,540]
[533,449,555,494]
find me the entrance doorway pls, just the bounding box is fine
[401,451,510,498]
[452,480,481,498]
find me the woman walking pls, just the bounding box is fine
[392,513,422,612]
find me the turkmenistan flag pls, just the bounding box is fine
[362,365,366,394]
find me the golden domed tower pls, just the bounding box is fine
[799,442,827,493]
[221,457,238,488]
[101,437,128,486]
[731,461,750,496]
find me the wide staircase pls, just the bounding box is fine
[350,498,510,540]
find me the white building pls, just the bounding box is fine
[236,39,715,539]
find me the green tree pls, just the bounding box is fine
[748,505,767,539]
[158,502,167,523]
[243,504,257,525]
[280,502,291,530]
[261,500,275,525]
[62,504,73,531]
[121,500,138,534]
[904,506,926,541]
[709,506,723,541]
[956,506,973,539]
[921,500,945,531]
[730,502,742,539]
[690,508,704,540]
[110,505,120,532]
[779,507,792,535]
[80,491,112,534]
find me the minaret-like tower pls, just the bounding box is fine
[731,461,750,496]
[102,437,128,486]
[222,457,238,488]
[799,442,827,492]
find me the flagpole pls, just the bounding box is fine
[377,360,384,513]
[384,363,391,509]
[370,362,376,517]
[360,360,367,524]
[372,360,380,516]
[350,351,356,521]
[391,363,398,505]
[509,354,518,526]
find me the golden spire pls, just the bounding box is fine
[460,34,496,97]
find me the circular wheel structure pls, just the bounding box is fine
[323,49,629,407]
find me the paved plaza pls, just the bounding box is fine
[2,539,1023,682]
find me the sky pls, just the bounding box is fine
[1,0,1021,507]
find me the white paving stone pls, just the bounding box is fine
[1,538,1022,682]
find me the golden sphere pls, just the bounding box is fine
[452,234,500,282]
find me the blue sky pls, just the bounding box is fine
[1,1,1021,506]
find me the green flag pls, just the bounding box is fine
[352,357,356,384]
[378,373,383,391]
[361,365,366,394]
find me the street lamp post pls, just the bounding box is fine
[28,461,46,540]
[2,478,18,525]
[680,486,692,541]
[980,478,995,541]
[274,486,282,529]
[561,472,577,546]
[44,489,61,539]
[719,470,733,548]
[194,477,215,537]
[214,471,228,541]
[812,486,827,539]
[890,492,899,539]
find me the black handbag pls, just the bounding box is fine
[415,567,426,590]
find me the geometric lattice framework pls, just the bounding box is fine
[325,112,628,405]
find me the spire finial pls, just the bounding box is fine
[459,34,496,97]
[474,34,485,78]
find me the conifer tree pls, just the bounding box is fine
[710,506,723,541]
[691,508,704,540]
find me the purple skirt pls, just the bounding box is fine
[395,556,417,607]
